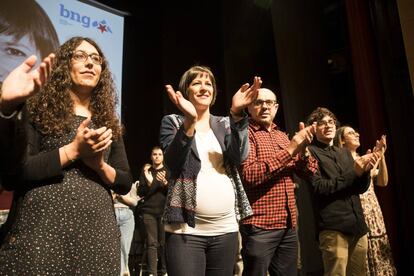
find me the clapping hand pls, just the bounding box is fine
[230,76,262,115]
[64,118,113,170]
[373,135,387,154]
[81,125,113,170]
[354,151,382,176]
[143,163,154,185]
[1,54,55,114]
[156,170,168,186]
[165,84,198,121]
[288,122,317,157]
[366,134,387,171]
[70,118,113,158]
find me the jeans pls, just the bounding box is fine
[142,213,166,276]
[240,225,298,276]
[165,231,238,276]
[115,207,135,276]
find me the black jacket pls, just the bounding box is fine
[138,166,169,217]
[308,139,370,237]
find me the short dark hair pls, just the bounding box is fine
[151,146,162,153]
[178,65,217,106]
[306,107,339,127]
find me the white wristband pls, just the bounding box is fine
[0,109,18,119]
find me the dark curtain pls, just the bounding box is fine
[345,0,414,274]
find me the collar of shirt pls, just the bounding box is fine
[313,138,336,151]
[249,118,278,132]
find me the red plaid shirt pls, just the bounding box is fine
[240,120,318,229]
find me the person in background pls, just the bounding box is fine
[305,107,381,276]
[138,146,169,276]
[114,181,140,276]
[0,0,59,234]
[239,88,318,276]
[334,126,396,275]
[159,65,260,276]
[0,36,132,275]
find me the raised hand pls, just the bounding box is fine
[143,163,152,172]
[354,151,382,176]
[165,84,197,121]
[373,135,387,154]
[143,163,154,186]
[231,76,262,115]
[287,122,317,157]
[0,53,55,114]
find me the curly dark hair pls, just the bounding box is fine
[306,107,339,127]
[27,36,122,140]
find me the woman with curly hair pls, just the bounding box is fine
[0,36,132,275]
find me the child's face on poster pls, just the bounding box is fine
[0,33,41,82]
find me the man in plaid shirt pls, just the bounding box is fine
[239,88,318,276]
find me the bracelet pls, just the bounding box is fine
[0,109,18,119]
[63,146,76,163]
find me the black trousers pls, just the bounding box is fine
[142,213,166,275]
[165,232,238,276]
[240,225,298,276]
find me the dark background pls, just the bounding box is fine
[93,0,413,274]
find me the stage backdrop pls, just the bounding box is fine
[35,0,125,115]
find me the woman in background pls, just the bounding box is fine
[334,126,396,276]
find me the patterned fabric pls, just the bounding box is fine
[360,180,396,276]
[0,116,132,275]
[240,119,318,229]
[160,114,253,228]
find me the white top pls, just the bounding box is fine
[165,129,238,236]
[114,181,140,208]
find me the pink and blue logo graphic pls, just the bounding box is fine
[93,20,112,33]
[59,4,112,34]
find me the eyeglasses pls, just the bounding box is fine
[345,130,359,136]
[253,99,278,108]
[317,119,336,127]
[72,50,103,65]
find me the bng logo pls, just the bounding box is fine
[59,4,113,34]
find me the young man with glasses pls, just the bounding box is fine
[239,88,318,276]
[305,107,381,276]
